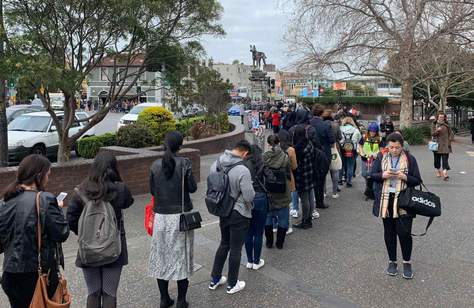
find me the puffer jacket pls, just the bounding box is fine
[263,146,291,209]
[0,190,69,273]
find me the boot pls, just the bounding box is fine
[86,291,101,308]
[275,227,287,249]
[102,294,117,308]
[293,219,310,229]
[264,226,274,248]
[177,300,189,308]
[160,297,175,308]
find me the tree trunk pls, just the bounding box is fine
[57,137,72,163]
[399,79,414,129]
[0,92,8,167]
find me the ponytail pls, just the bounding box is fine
[161,131,184,180]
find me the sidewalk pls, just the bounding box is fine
[1,124,473,307]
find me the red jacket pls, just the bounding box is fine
[272,113,280,126]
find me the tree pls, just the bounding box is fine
[194,67,232,133]
[0,0,8,167]
[287,0,474,128]
[3,0,224,162]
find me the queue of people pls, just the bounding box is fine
[0,104,453,307]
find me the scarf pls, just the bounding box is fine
[380,152,409,218]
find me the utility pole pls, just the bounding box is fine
[0,0,9,167]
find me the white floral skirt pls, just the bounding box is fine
[147,213,194,281]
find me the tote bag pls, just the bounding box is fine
[330,147,342,171]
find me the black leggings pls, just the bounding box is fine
[157,279,189,302]
[382,199,413,262]
[433,153,450,170]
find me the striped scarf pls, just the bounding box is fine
[380,152,408,218]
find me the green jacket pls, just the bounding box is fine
[263,146,291,210]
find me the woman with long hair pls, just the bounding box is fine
[278,130,298,219]
[148,131,197,308]
[0,155,69,308]
[68,152,134,308]
[431,112,454,180]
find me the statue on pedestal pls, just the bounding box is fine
[250,45,267,69]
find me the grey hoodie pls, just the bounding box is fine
[210,150,256,218]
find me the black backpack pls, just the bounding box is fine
[205,160,242,217]
[265,168,287,193]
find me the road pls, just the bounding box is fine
[90,111,123,135]
[0,125,473,307]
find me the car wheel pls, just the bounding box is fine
[31,144,46,156]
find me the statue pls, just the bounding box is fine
[250,45,267,69]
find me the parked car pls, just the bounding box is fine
[7,111,95,164]
[6,104,44,123]
[117,102,162,129]
[228,105,241,116]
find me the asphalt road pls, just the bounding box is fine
[0,125,473,307]
[91,111,124,135]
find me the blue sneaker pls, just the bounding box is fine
[402,263,413,279]
[209,276,227,290]
[386,262,398,276]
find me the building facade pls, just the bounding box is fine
[212,63,252,90]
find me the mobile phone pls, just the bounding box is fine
[389,168,398,173]
[57,192,68,202]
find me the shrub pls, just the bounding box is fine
[300,96,389,107]
[401,126,431,145]
[77,133,117,159]
[117,124,154,148]
[136,106,176,145]
[190,122,214,140]
[176,116,205,136]
[205,113,230,133]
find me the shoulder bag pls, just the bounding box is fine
[428,139,439,152]
[30,192,71,308]
[179,163,202,232]
[398,183,441,236]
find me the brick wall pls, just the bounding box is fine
[0,147,201,198]
[181,124,245,155]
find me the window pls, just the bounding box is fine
[100,68,108,81]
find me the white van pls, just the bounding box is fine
[117,102,162,129]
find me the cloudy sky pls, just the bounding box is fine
[200,0,294,69]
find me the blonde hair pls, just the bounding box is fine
[342,117,356,127]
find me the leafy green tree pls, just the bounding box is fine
[3,0,224,162]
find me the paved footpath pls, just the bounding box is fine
[1,134,473,308]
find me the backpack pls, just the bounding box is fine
[75,188,122,267]
[205,160,243,218]
[265,168,287,193]
[341,133,355,157]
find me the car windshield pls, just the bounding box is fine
[8,115,51,132]
[129,106,147,114]
[6,109,14,118]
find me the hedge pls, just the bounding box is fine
[116,124,155,148]
[401,126,432,145]
[176,116,205,137]
[300,96,389,106]
[137,106,176,145]
[77,133,117,159]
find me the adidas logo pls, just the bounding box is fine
[411,196,436,208]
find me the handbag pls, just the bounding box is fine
[30,192,71,308]
[428,140,439,152]
[144,196,154,236]
[330,147,342,171]
[398,183,441,236]
[179,163,202,232]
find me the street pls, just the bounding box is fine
[1,135,472,307]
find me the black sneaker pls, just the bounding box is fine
[386,262,398,276]
[402,263,413,279]
[346,183,353,188]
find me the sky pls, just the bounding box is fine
[200,0,294,69]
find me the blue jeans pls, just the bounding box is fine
[291,191,299,211]
[244,192,268,264]
[340,156,356,184]
[265,207,290,230]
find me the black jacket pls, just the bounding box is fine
[150,156,197,214]
[67,182,134,267]
[310,116,335,159]
[0,190,69,273]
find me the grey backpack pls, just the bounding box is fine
[75,188,121,267]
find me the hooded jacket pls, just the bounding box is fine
[263,146,291,209]
[210,150,256,218]
[289,109,322,150]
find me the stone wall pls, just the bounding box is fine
[0,147,201,198]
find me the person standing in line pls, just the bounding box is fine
[0,155,69,308]
[380,116,395,142]
[292,125,316,229]
[371,133,422,279]
[278,130,299,219]
[263,135,292,248]
[240,103,245,125]
[469,116,474,144]
[209,140,255,294]
[358,122,384,200]
[244,145,273,270]
[272,109,281,134]
[147,132,197,308]
[323,109,342,198]
[68,152,134,308]
[431,112,454,181]
[339,117,362,187]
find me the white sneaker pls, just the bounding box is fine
[246,262,253,269]
[290,209,299,218]
[312,210,320,219]
[286,227,293,235]
[324,193,327,198]
[273,228,277,233]
[332,193,339,199]
[226,280,246,294]
[252,259,265,270]
[209,276,227,290]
